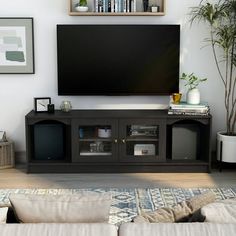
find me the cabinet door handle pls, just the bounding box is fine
[122,139,126,144]
[114,139,118,144]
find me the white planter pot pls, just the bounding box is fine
[187,88,200,105]
[75,6,89,12]
[217,131,236,163]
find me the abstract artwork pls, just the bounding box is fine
[0,18,34,74]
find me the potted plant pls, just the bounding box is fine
[180,72,207,105]
[190,0,236,164]
[75,0,88,12]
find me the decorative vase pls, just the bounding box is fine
[217,132,236,163]
[60,101,72,112]
[75,6,88,12]
[187,88,200,105]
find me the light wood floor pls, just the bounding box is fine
[0,166,235,189]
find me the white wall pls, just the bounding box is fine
[0,0,224,152]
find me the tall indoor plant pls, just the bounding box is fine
[190,0,236,163]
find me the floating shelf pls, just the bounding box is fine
[69,0,166,16]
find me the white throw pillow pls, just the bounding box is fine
[9,192,112,223]
[0,207,8,224]
[201,199,236,223]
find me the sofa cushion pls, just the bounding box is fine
[119,223,236,236]
[133,191,214,223]
[0,223,117,236]
[201,199,236,223]
[9,192,111,223]
[0,207,8,224]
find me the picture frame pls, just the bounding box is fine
[0,17,34,74]
[34,97,51,113]
[0,131,7,142]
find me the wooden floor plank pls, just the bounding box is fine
[0,166,235,189]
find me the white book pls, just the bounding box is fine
[133,0,136,12]
[111,0,115,12]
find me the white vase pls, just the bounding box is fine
[75,6,89,12]
[187,88,200,105]
[217,132,236,163]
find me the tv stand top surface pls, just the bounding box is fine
[26,109,211,120]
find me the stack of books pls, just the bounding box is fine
[168,102,210,116]
[95,0,137,13]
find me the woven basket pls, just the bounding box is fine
[0,142,15,169]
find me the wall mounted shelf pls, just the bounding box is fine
[69,0,166,16]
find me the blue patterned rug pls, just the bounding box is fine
[0,188,236,225]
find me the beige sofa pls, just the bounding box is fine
[0,223,117,236]
[119,223,236,236]
[1,222,236,236]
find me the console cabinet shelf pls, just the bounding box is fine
[69,0,166,16]
[25,109,212,173]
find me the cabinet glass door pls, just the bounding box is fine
[72,119,118,162]
[119,119,165,162]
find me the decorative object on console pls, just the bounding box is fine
[168,101,210,116]
[34,97,51,113]
[0,18,34,74]
[190,0,236,168]
[171,93,182,104]
[47,104,55,113]
[60,101,72,112]
[180,73,207,105]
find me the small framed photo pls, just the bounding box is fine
[0,131,7,142]
[34,97,51,113]
[0,17,34,74]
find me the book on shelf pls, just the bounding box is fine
[94,0,136,13]
[168,101,210,116]
[168,110,210,116]
[170,101,209,109]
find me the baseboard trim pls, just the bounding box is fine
[15,151,26,164]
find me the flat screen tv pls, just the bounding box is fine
[57,24,180,95]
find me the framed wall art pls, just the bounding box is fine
[0,17,34,74]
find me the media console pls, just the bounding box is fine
[25,109,212,173]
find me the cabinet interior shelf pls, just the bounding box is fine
[69,0,166,16]
[126,137,158,141]
[79,138,112,142]
[80,152,112,156]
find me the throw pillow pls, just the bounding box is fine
[0,207,8,224]
[9,192,112,223]
[201,198,236,223]
[133,191,215,223]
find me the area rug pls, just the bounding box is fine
[0,188,236,225]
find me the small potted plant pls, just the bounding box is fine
[75,0,88,12]
[180,72,207,105]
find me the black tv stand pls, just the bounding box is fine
[25,109,212,173]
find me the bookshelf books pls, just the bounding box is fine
[168,101,210,116]
[95,0,137,13]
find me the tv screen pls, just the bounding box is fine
[57,25,180,95]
